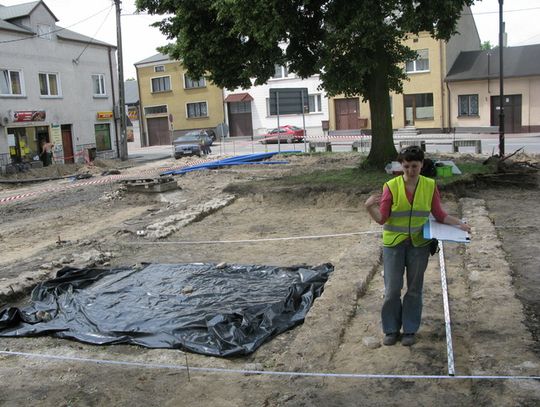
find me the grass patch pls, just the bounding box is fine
[278,160,493,190]
[280,167,392,190]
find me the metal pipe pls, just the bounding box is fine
[498,0,505,156]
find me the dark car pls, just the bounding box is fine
[259,125,305,144]
[172,131,213,159]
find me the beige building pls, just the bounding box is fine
[446,44,540,133]
[135,54,224,146]
[329,7,480,133]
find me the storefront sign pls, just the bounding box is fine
[50,124,63,148]
[97,111,113,120]
[13,110,46,122]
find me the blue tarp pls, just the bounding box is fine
[161,151,301,176]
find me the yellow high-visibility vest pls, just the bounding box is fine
[382,175,435,247]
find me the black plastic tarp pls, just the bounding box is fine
[0,263,333,356]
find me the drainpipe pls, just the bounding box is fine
[439,40,446,132]
[108,46,120,158]
[446,81,452,134]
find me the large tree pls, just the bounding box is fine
[136,0,474,168]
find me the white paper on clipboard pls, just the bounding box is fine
[423,216,470,243]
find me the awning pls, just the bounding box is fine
[224,92,253,103]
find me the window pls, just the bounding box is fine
[0,69,24,96]
[144,105,168,115]
[92,74,106,96]
[405,49,429,73]
[229,101,251,114]
[151,76,171,93]
[154,65,165,72]
[415,93,433,119]
[266,92,316,116]
[95,123,112,151]
[39,72,60,97]
[186,102,208,118]
[458,94,479,116]
[272,64,288,79]
[308,94,322,113]
[184,74,206,89]
[405,93,433,120]
[36,24,52,40]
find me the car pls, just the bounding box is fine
[259,125,305,144]
[172,131,213,159]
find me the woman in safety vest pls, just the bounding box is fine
[365,146,471,346]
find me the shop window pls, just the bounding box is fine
[92,74,106,96]
[39,72,60,97]
[404,93,434,123]
[1,69,24,96]
[458,94,479,116]
[151,76,171,93]
[95,123,112,151]
[186,102,208,118]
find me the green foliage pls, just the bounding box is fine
[279,166,392,190]
[136,0,475,167]
[481,40,493,50]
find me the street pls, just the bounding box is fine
[128,132,540,162]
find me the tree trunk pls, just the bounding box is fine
[364,62,397,169]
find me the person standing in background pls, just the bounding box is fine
[41,140,54,166]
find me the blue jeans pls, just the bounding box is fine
[381,240,430,334]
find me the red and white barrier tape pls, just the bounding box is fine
[0,157,217,205]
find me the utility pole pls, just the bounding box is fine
[114,0,128,160]
[498,0,505,157]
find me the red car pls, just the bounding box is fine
[259,125,305,144]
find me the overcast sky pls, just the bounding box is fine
[2,0,539,79]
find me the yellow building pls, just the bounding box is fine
[135,54,224,146]
[329,7,480,133]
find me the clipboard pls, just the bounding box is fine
[423,216,470,243]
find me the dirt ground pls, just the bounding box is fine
[0,153,538,406]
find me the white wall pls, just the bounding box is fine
[225,74,329,138]
[448,76,540,129]
[0,6,118,161]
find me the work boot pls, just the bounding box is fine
[383,333,399,346]
[401,333,416,346]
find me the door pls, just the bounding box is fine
[61,124,74,164]
[228,101,253,137]
[147,117,170,145]
[335,98,359,130]
[491,95,522,133]
[404,95,415,125]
